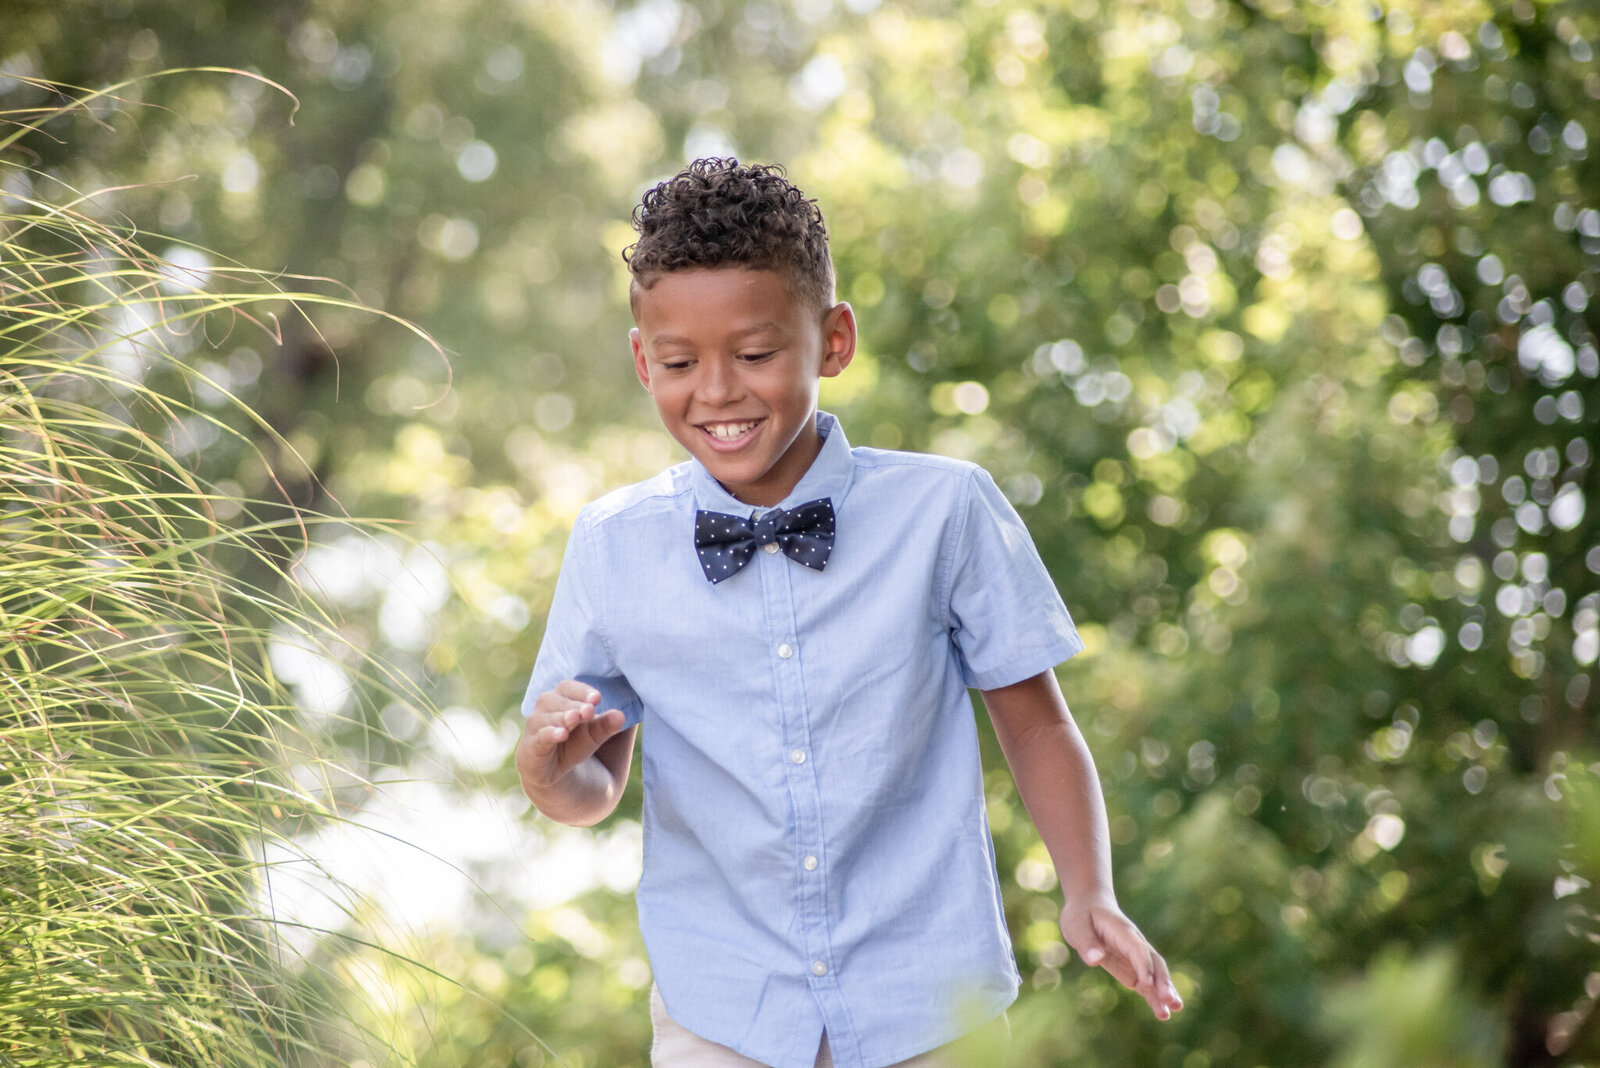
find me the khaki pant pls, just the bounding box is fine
[649,985,1008,1068]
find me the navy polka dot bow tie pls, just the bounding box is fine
[693,499,836,584]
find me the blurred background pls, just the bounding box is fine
[4,0,1598,1064]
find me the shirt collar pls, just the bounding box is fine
[688,410,855,515]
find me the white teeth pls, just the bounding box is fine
[705,421,758,441]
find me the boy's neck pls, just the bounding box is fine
[718,413,826,508]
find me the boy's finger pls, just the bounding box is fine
[553,680,601,704]
[589,707,627,738]
[522,709,575,744]
[530,692,600,732]
[514,724,567,786]
[530,707,627,774]
[1147,952,1183,1018]
[1097,926,1181,1020]
[1131,940,1154,989]
[567,708,628,759]
[1103,923,1156,990]
[1144,978,1181,1019]
[1095,948,1144,992]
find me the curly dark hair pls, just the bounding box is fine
[624,158,835,312]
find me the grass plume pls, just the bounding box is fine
[1,73,440,1066]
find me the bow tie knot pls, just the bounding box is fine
[694,499,836,584]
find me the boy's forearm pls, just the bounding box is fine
[985,671,1184,1018]
[982,672,1116,904]
[1009,716,1116,904]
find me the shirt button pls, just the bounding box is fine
[763,541,780,554]
[790,749,806,765]
[812,960,828,977]
[777,643,793,659]
[803,855,818,871]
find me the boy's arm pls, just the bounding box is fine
[516,680,636,827]
[980,669,1183,1020]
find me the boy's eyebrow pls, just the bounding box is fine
[649,323,784,347]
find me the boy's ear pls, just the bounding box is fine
[820,302,856,378]
[630,328,652,392]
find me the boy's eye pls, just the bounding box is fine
[739,351,777,363]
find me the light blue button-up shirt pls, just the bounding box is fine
[524,413,1082,1068]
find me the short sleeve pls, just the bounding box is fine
[946,467,1084,690]
[522,511,643,727]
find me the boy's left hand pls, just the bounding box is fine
[1059,895,1184,1020]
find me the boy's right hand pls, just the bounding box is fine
[516,680,630,791]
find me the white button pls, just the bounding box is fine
[803,855,818,871]
[778,643,793,659]
[763,542,781,554]
[811,960,828,977]
[790,749,806,765]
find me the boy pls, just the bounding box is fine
[517,158,1181,1068]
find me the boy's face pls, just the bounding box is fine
[631,268,855,507]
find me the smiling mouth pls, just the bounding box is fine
[699,419,763,443]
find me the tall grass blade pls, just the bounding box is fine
[2,74,441,1067]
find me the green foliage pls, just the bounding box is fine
[1321,947,1506,1068]
[0,75,443,1066]
[6,2,1599,1065]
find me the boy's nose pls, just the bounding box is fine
[696,358,741,403]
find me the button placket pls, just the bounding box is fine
[757,526,837,1002]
